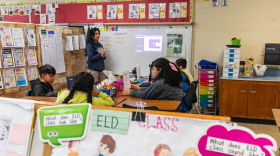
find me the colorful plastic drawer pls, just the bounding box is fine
[199,90,215,95]
[200,102,214,107]
[199,94,215,99]
[200,82,215,87]
[200,86,215,91]
[200,98,215,103]
[199,69,216,74]
[199,73,216,79]
[200,78,215,83]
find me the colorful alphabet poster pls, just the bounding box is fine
[15,68,27,86]
[117,4,123,19]
[37,104,91,147]
[14,48,25,67]
[0,27,13,47]
[3,68,16,88]
[1,48,15,68]
[51,112,277,156]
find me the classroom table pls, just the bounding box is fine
[21,91,181,111]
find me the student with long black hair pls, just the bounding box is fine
[86,28,106,82]
[122,58,184,100]
[55,72,115,106]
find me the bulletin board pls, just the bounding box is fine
[3,0,191,24]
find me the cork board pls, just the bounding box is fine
[0,22,86,98]
[35,24,87,93]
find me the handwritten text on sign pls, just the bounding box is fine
[44,113,83,126]
[206,137,265,156]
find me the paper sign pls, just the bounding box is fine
[79,35,86,49]
[160,3,166,18]
[66,36,73,51]
[4,150,22,156]
[91,109,130,135]
[181,2,187,18]
[72,35,79,50]
[97,5,103,19]
[107,5,117,19]
[87,5,96,19]
[129,4,140,19]
[8,123,29,145]
[117,4,123,19]
[37,104,91,147]
[198,124,277,156]
[123,70,130,89]
[139,3,145,19]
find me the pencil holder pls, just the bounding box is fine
[100,87,118,97]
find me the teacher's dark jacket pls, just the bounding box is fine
[86,41,106,71]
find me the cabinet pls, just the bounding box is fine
[220,79,279,120]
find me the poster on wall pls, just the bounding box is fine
[166,34,184,57]
[169,3,181,18]
[28,66,38,80]
[40,14,46,24]
[24,28,36,46]
[139,3,145,19]
[1,6,8,15]
[46,4,52,15]
[1,48,15,68]
[51,111,277,156]
[15,68,27,87]
[149,3,160,19]
[34,5,41,15]
[49,13,56,25]
[87,5,97,19]
[14,48,25,67]
[180,2,187,18]
[129,4,139,19]
[97,5,103,19]
[117,4,123,19]
[3,68,16,88]
[25,5,31,15]
[107,5,117,20]
[12,28,25,47]
[19,5,25,16]
[213,0,228,7]
[8,6,13,16]
[0,71,3,89]
[26,47,38,65]
[0,27,13,47]
[13,6,19,15]
[159,3,166,19]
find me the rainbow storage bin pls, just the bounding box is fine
[198,67,219,114]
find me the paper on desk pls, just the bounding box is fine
[65,36,73,51]
[72,35,79,50]
[8,123,29,145]
[123,70,130,89]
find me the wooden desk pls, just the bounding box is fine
[272,109,280,131]
[21,91,181,112]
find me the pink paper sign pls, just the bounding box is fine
[198,124,277,156]
[5,150,22,156]
[8,123,29,145]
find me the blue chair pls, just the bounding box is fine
[122,104,159,111]
[26,89,32,96]
[179,80,199,113]
[66,76,75,90]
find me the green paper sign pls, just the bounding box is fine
[91,109,130,135]
[37,104,91,147]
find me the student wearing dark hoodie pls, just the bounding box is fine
[30,64,57,97]
[86,28,106,83]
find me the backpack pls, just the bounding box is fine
[195,59,219,72]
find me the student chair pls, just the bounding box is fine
[122,104,160,111]
[179,80,200,114]
[66,76,75,90]
[26,89,32,96]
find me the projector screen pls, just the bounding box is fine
[134,35,163,52]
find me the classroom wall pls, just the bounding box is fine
[193,0,280,78]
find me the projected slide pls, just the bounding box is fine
[134,35,163,52]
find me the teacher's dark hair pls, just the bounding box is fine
[152,57,182,87]
[62,72,94,104]
[85,28,100,56]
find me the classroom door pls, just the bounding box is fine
[247,83,277,120]
[220,81,248,118]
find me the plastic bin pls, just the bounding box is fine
[100,87,118,97]
[200,78,215,83]
[200,102,214,107]
[199,94,215,99]
[111,80,124,91]
[199,90,215,95]
[200,82,215,87]
[200,86,215,91]
[200,98,215,103]
[199,69,216,74]
[199,73,216,79]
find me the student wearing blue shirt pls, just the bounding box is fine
[86,28,106,82]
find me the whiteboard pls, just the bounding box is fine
[85,25,192,76]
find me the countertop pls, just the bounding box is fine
[220,76,280,82]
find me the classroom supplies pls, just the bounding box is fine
[136,65,141,79]
[223,47,240,78]
[123,70,130,89]
[244,57,254,76]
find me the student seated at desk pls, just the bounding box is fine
[30,64,57,97]
[176,58,194,92]
[122,58,184,101]
[56,72,115,106]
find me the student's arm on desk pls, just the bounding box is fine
[93,92,115,107]
[130,84,163,99]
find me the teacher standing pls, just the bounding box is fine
[86,28,106,82]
